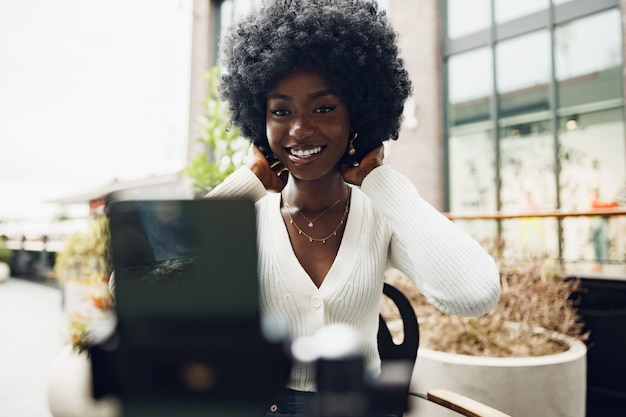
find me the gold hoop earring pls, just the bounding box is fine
[348,132,358,156]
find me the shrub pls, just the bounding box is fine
[382,252,588,357]
[0,246,12,264]
[184,66,248,196]
[54,215,112,353]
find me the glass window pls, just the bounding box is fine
[555,9,623,109]
[559,108,626,264]
[448,47,496,216]
[494,0,548,24]
[448,48,496,213]
[500,216,560,258]
[498,117,560,257]
[448,127,497,214]
[499,118,557,211]
[448,47,493,126]
[443,1,626,267]
[555,9,624,266]
[496,30,551,117]
[496,31,550,94]
[447,0,491,40]
[555,10,624,267]
[559,108,625,210]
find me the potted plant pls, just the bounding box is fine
[381,243,588,417]
[47,215,120,417]
[0,236,13,282]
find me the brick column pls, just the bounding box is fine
[186,0,218,164]
[386,0,445,210]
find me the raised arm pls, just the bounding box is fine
[361,165,500,317]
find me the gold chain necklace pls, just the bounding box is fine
[283,189,351,244]
[283,196,344,228]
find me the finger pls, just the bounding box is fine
[269,158,283,171]
[266,166,289,193]
[278,169,289,187]
[272,162,288,175]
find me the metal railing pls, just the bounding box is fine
[445,208,626,276]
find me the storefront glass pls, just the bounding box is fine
[444,1,625,265]
[447,46,498,240]
[555,10,625,265]
[555,9,623,109]
[494,0,548,24]
[496,30,551,117]
[446,0,491,40]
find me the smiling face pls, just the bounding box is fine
[266,69,351,181]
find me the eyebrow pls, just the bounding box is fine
[310,89,338,100]
[267,89,339,101]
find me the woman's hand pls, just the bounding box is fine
[247,144,289,192]
[341,145,384,186]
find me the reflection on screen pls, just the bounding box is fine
[108,199,259,322]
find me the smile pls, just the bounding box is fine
[288,146,323,158]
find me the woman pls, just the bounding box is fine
[208,0,501,415]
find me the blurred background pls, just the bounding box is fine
[0,0,192,219]
[2,0,625,276]
[1,1,625,417]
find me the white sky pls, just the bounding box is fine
[0,0,193,220]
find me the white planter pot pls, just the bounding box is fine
[0,261,10,281]
[406,333,587,417]
[47,345,121,417]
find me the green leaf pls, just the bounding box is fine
[183,66,247,197]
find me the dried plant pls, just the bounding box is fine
[382,251,588,357]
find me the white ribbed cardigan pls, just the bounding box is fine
[208,164,501,392]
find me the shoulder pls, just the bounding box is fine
[350,185,390,231]
[255,191,279,210]
[254,192,281,229]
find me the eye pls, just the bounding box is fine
[269,108,290,117]
[314,105,337,114]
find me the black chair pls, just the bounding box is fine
[378,282,511,417]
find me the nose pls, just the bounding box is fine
[289,115,315,140]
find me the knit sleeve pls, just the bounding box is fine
[360,165,500,317]
[205,166,268,202]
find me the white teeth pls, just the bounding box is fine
[290,146,322,158]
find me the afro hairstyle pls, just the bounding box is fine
[218,0,412,163]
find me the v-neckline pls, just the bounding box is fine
[268,189,361,295]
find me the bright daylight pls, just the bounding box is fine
[0,1,625,417]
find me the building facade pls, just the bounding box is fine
[436,0,626,269]
[189,0,626,268]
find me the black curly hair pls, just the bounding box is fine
[218,0,412,163]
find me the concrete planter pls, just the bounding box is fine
[47,345,121,417]
[0,261,10,282]
[406,332,587,417]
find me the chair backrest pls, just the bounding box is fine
[377,282,420,416]
[377,284,513,417]
[378,282,420,363]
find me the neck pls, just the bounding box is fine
[283,174,348,211]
